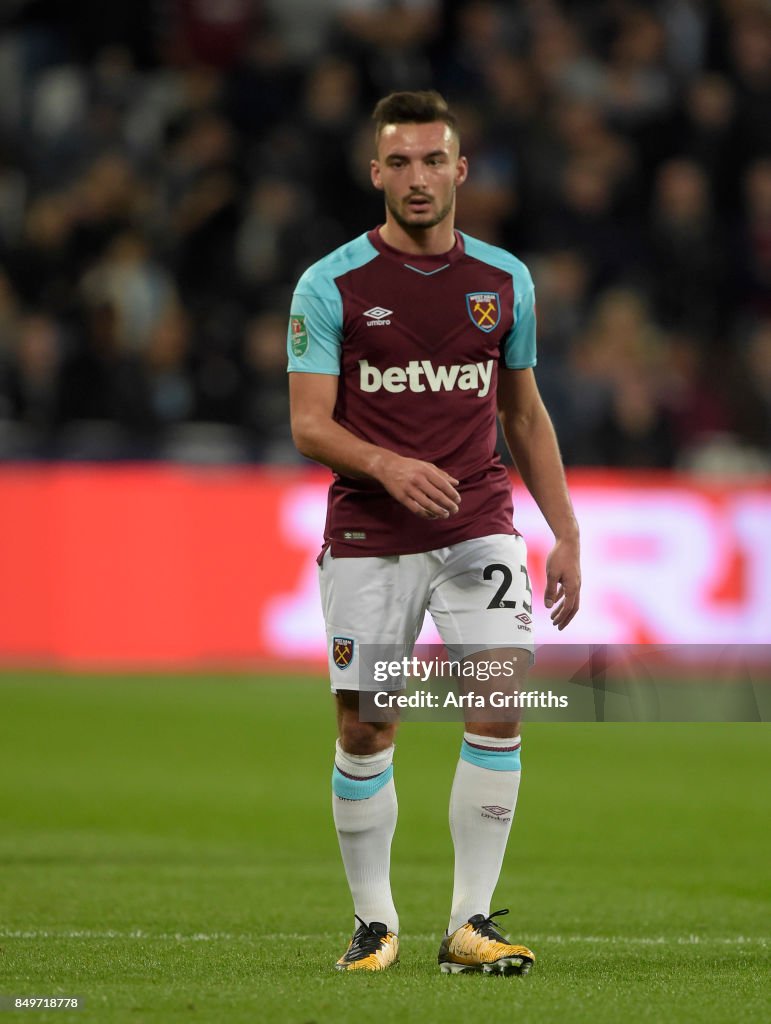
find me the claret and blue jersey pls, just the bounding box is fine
[288,227,538,558]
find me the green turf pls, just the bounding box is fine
[0,673,768,1023]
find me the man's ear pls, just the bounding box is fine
[371,160,384,191]
[456,156,469,186]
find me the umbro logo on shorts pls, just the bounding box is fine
[364,306,393,325]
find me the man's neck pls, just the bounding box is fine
[378,219,457,256]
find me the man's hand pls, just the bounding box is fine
[374,451,461,520]
[289,373,460,520]
[544,536,581,630]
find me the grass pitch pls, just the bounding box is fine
[0,673,768,1023]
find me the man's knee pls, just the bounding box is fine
[336,691,397,754]
[465,720,521,740]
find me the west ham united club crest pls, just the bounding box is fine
[466,292,500,333]
[333,637,354,670]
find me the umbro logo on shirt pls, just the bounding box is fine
[363,306,393,325]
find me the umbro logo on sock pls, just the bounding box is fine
[482,805,511,818]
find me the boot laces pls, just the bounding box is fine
[473,908,510,942]
[346,915,388,958]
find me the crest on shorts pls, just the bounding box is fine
[466,292,500,333]
[289,314,308,356]
[333,637,354,670]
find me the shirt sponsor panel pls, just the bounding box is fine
[358,358,494,397]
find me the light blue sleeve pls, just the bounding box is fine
[459,233,537,370]
[287,273,343,375]
[503,265,537,370]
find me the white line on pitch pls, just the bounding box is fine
[0,930,767,946]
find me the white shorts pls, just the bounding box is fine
[319,533,534,692]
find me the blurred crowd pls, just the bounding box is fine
[0,0,769,470]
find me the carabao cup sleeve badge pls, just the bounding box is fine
[466,292,500,332]
[290,315,308,356]
[333,637,354,669]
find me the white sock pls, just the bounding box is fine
[448,732,522,934]
[332,740,399,934]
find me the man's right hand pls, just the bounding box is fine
[373,452,461,520]
[290,374,460,518]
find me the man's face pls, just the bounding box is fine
[371,121,468,231]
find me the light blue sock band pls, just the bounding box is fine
[461,739,521,772]
[332,763,394,800]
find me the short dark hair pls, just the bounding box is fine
[372,90,458,143]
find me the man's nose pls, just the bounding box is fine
[407,162,427,187]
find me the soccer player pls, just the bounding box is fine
[287,91,580,974]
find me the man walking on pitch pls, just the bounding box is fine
[287,91,581,974]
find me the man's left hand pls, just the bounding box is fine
[544,537,581,630]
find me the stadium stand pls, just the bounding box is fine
[0,0,768,469]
